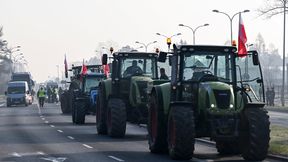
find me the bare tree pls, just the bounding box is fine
[258,0,288,18]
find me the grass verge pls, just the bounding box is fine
[269,125,288,156]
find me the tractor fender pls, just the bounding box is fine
[99,79,112,100]
[152,83,171,115]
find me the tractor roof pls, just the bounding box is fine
[176,45,237,54]
[113,52,158,58]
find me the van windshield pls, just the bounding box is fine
[8,87,25,94]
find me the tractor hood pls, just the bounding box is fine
[198,82,235,114]
[129,76,153,107]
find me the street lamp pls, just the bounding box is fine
[156,33,181,51]
[135,41,157,52]
[178,23,209,45]
[212,9,249,45]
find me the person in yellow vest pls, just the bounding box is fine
[37,87,46,107]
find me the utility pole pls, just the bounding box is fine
[281,0,286,106]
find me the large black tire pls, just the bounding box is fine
[70,92,76,123]
[60,92,69,114]
[216,141,240,155]
[240,108,270,161]
[74,100,87,124]
[167,105,195,160]
[106,98,126,138]
[147,90,167,153]
[96,84,108,134]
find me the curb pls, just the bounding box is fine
[266,107,288,113]
[196,138,288,161]
[267,154,288,161]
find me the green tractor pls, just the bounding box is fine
[147,45,270,161]
[96,52,166,137]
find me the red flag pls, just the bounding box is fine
[238,13,247,57]
[64,54,68,78]
[103,64,110,77]
[81,59,87,75]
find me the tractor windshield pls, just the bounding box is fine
[120,57,157,78]
[84,77,103,93]
[183,51,232,82]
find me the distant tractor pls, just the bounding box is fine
[147,45,270,161]
[96,52,166,137]
[60,65,105,124]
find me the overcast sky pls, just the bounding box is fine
[0,0,285,82]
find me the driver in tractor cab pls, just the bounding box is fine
[123,60,143,77]
[191,60,206,81]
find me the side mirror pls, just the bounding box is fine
[102,54,108,65]
[4,91,7,95]
[158,52,167,62]
[252,51,259,65]
[111,60,118,80]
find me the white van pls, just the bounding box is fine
[5,81,31,107]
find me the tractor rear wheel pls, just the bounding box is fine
[106,98,126,138]
[240,108,270,161]
[74,100,87,124]
[167,105,195,160]
[96,84,107,134]
[147,91,167,153]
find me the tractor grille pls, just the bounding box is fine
[137,81,148,102]
[213,90,230,109]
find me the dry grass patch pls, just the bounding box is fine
[269,125,288,156]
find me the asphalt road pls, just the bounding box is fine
[268,111,288,128]
[0,102,283,162]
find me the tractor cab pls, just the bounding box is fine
[102,52,158,107]
[149,44,269,161]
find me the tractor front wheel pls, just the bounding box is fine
[106,98,126,138]
[60,92,69,114]
[74,100,87,124]
[96,85,107,134]
[167,105,195,160]
[240,108,270,161]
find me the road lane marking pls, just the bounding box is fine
[0,103,5,107]
[82,144,93,149]
[41,118,45,120]
[45,121,49,124]
[11,151,45,157]
[11,152,21,157]
[57,130,63,133]
[37,103,42,114]
[108,155,124,162]
[40,157,67,162]
[67,136,75,140]
[50,125,55,128]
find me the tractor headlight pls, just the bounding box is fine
[230,104,233,108]
[211,104,215,108]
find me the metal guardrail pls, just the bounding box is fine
[196,138,288,161]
